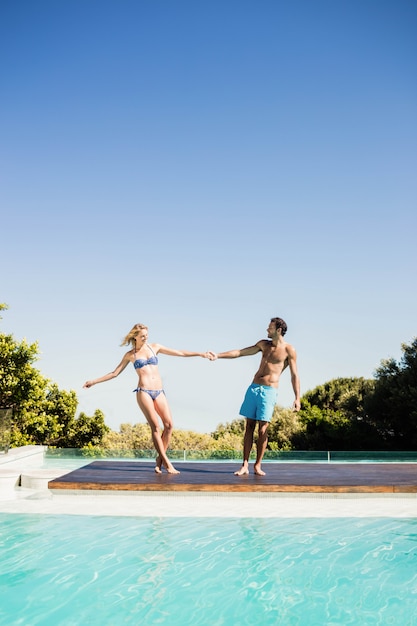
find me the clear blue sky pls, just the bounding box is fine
[1,0,416,434]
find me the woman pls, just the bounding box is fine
[84,323,213,474]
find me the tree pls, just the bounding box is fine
[170,429,217,451]
[268,406,304,451]
[101,423,154,453]
[0,308,109,447]
[301,377,375,418]
[293,402,360,450]
[295,378,384,450]
[211,418,245,440]
[64,410,109,448]
[365,338,417,449]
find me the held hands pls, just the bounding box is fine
[204,351,217,360]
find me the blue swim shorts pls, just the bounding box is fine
[239,384,278,423]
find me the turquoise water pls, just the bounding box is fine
[1,514,416,625]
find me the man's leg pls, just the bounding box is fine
[234,419,256,476]
[254,421,269,476]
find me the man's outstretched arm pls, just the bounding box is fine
[214,344,262,359]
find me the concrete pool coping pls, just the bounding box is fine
[1,488,417,518]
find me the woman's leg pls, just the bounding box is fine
[154,393,174,448]
[153,393,177,472]
[136,392,179,474]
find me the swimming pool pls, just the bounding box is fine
[1,513,416,625]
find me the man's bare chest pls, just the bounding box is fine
[262,344,287,365]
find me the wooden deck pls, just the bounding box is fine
[48,461,417,493]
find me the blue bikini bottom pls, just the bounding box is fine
[133,388,165,400]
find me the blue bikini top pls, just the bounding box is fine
[133,345,158,369]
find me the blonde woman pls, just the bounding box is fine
[84,323,213,474]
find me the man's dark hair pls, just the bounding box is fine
[271,317,287,336]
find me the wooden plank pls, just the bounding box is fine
[48,461,417,494]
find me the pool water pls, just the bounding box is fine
[1,515,416,625]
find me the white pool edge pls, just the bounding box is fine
[0,489,416,518]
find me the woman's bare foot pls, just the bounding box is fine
[155,456,162,474]
[166,465,180,474]
[234,466,249,476]
[254,465,265,476]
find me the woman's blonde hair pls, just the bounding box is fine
[121,323,148,347]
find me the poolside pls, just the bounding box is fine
[1,446,417,518]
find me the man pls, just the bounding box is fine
[213,317,300,476]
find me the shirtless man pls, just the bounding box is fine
[213,317,300,476]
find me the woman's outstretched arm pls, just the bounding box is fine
[155,344,215,359]
[83,353,131,388]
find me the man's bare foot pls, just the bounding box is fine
[234,466,249,476]
[254,465,265,476]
